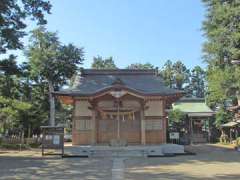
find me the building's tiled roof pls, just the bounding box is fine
[172,98,214,115]
[54,69,182,97]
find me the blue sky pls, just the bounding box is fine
[14,0,206,69]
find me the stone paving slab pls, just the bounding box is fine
[112,158,125,180]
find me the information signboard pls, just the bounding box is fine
[41,126,64,156]
[169,132,180,140]
[169,132,180,144]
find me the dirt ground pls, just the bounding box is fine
[125,144,240,180]
[0,149,112,180]
[0,144,240,180]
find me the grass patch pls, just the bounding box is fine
[0,143,30,150]
[28,143,40,148]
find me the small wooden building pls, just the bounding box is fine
[54,69,182,145]
[172,98,215,143]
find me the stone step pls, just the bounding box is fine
[63,144,186,157]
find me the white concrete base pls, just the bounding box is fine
[64,144,185,157]
[161,144,185,154]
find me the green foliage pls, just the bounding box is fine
[0,55,22,98]
[173,61,190,90]
[168,109,186,132]
[91,56,117,69]
[27,26,84,85]
[29,142,40,148]
[215,106,233,128]
[202,0,240,66]
[160,60,174,88]
[206,66,236,106]
[27,26,84,125]
[0,96,31,132]
[0,143,29,150]
[202,0,240,108]
[188,66,206,98]
[126,63,154,69]
[168,109,185,124]
[0,0,51,54]
[160,60,190,90]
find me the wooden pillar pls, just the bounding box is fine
[90,101,97,145]
[163,100,167,143]
[190,118,193,144]
[72,99,76,145]
[230,128,232,143]
[140,106,146,145]
[207,118,210,143]
[91,110,96,145]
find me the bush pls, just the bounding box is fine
[0,143,30,150]
[29,142,41,148]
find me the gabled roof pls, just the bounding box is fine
[172,98,215,117]
[54,69,183,97]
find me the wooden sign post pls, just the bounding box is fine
[41,126,64,156]
[169,132,180,144]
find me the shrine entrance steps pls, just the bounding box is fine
[63,144,187,158]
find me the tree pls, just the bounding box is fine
[172,61,190,90]
[215,106,233,128]
[91,56,117,69]
[0,55,21,98]
[202,0,240,107]
[160,60,190,90]
[202,0,240,67]
[126,63,154,69]
[168,109,186,132]
[160,60,174,88]
[206,66,236,107]
[0,96,31,134]
[0,0,51,55]
[27,26,84,126]
[188,66,206,98]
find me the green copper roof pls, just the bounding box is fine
[172,98,213,113]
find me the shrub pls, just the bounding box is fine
[29,142,41,148]
[0,143,29,150]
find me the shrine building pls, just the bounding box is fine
[54,69,183,145]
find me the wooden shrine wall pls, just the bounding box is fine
[72,98,167,145]
[72,100,92,145]
[145,100,166,144]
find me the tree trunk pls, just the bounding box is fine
[48,81,55,126]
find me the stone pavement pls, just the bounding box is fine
[112,158,125,180]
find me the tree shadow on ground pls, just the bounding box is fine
[0,156,112,180]
[125,144,240,180]
[125,172,240,180]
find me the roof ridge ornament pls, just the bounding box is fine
[110,90,126,98]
